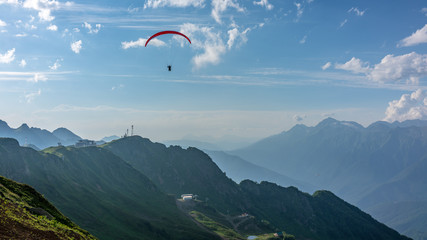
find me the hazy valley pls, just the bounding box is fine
[0,118,420,239]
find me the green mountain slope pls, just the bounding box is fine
[0,138,219,240]
[103,136,410,240]
[0,175,96,240]
[240,180,409,240]
[102,136,245,215]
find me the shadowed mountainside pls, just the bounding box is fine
[230,118,427,239]
[103,136,410,240]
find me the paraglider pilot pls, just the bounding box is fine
[145,31,191,72]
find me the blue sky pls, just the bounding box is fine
[1,0,427,143]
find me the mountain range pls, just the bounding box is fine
[0,120,81,149]
[223,118,427,240]
[0,135,410,240]
[0,119,119,149]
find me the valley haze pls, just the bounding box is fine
[1,117,427,239]
[0,0,426,143]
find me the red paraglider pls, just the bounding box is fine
[145,31,191,47]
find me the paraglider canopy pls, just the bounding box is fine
[145,31,191,47]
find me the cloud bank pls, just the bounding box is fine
[0,48,15,63]
[335,52,427,84]
[384,89,427,122]
[398,24,427,47]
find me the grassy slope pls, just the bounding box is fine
[0,175,97,240]
[0,138,218,240]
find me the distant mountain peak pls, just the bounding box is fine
[53,127,69,132]
[315,117,363,129]
[18,123,30,130]
[316,117,339,126]
[367,121,392,131]
[0,119,10,128]
[0,120,12,132]
[100,135,120,143]
[286,123,309,135]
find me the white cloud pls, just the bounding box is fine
[128,6,139,13]
[384,89,427,122]
[19,59,27,67]
[0,19,6,27]
[49,59,61,70]
[143,0,205,8]
[227,28,239,49]
[30,73,48,82]
[83,22,102,34]
[0,48,15,63]
[295,2,303,19]
[339,19,348,28]
[23,0,60,22]
[71,40,82,53]
[193,44,225,68]
[0,0,19,4]
[369,52,427,84]
[398,24,427,47]
[112,84,124,91]
[28,24,37,30]
[15,33,28,37]
[322,62,331,70]
[73,28,80,32]
[335,57,370,74]
[293,114,306,122]
[25,89,41,103]
[422,8,427,16]
[180,23,227,69]
[299,35,307,44]
[46,24,57,31]
[61,28,69,37]
[227,27,250,49]
[253,0,273,10]
[348,7,365,16]
[335,52,427,84]
[146,38,167,47]
[211,0,244,24]
[121,37,166,49]
[0,71,70,81]
[177,22,251,69]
